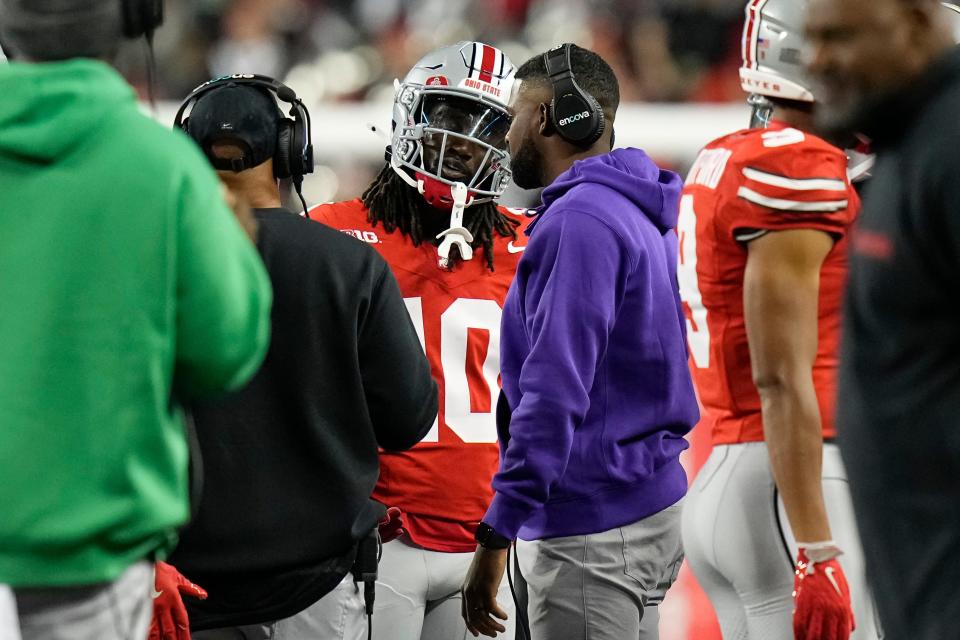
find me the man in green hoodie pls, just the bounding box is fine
[0,1,273,638]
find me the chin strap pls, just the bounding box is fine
[436,182,474,268]
[389,155,477,269]
[390,152,420,188]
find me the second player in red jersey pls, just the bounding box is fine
[679,2,880,640]
[311,42,524,639]
[680,120,856,446]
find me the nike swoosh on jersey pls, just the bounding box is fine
[824,566,842,596]
[507,241,526,254]
[152,588,163,599]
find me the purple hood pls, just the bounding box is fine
[539,147,683,233]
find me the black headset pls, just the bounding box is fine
[174,74,315,182]
[120,0,164,39]
[543,43,605,148]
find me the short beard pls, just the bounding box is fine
[814,103,863,146]
[510,135,544,190]
[813,82,889,146]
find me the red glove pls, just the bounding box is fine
[378,507,405,543]
[793,545,855,640]
[149,561,208,640]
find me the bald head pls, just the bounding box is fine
[805,0,956,138]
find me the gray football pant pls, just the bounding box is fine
[192,574,367,640]
[13,560,152,640]
[682,442,881,640]
[516,499,684,640]
[0,586,20,640]
[374,536,516,640]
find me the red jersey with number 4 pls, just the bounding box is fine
[309,198,530,552]
[678,121,859,446]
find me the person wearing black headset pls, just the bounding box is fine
[0,1,273,640]
[461,44,698,640]
[156,76,438,640]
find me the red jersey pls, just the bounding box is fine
[678,121,859,445]
[309,199,530,552]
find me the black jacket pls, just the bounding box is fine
[170,208,437,629]
[837,48,960,640]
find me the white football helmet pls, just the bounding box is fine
[944,2,960,41]
[741,0,960,108]
[390,41,516,210]
[740,0,813,104]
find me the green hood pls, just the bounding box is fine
[0,58,133,163]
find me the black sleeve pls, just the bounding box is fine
[941,152,960,276]
[923,137,960,283]
[358,260,438,451]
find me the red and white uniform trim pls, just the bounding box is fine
[741,0,772,71]
[465,43,507,84]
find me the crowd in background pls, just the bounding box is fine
[120,0,747,104]
[110,0,750,206]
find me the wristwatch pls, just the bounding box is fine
[475,522,512,550]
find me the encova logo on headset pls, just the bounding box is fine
[190,73,257,92]
[559,111,591,127]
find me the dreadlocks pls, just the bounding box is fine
[361,163,520,271]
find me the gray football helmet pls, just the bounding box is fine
[740,0,813,104]
[741,0,960,108]
[944,2,960,41]
[390,41,516,211]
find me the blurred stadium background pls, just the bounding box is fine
[137,0,749,215]
[138,1,750,636]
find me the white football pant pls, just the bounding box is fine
[375,536,516,640]
[681,442,881,640]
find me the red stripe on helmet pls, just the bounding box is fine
[742,0,763,69]
[479,45,496,83]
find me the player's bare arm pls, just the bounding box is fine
[743,228,833,542]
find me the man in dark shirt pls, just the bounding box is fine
[159,77,438,639]
[805,2,960,638]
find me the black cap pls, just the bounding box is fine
[186,83,282,173]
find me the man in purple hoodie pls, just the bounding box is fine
[461,44,699,640]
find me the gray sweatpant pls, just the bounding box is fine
[0,586,20,640]
[192,574,367,640]
[516,499,684,640]
[13,560,152,640]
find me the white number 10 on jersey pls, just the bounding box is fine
[404,297,502,443]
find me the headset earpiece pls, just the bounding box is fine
[121,0,164,39]
[285,101,313,179]
[275,119,295,180]
[543,43,605,148]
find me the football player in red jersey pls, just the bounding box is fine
[678,2,881,640]
[309,42,526,639]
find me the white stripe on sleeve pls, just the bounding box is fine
[742,167,847,192]
[737,186,849,212]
